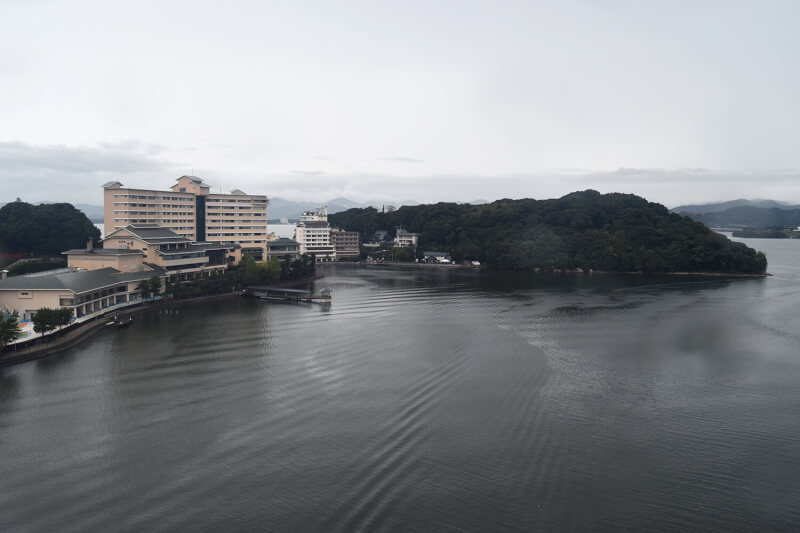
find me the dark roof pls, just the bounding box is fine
[0,267,157,294]
[102,181,124,188]
[423,251,450,257]
[268,238,300,248]
[298,221,329,228]
[62,248,144,256]
[190,242,241,251]
[105,225,192,244]
[248,287,311,295]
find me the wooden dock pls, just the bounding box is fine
[245,286,331,304]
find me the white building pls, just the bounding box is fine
[294,207,336,262]
[394,227,420,248]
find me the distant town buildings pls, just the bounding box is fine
[103,175,269,261]
[393,227,419,248]
[294,207,336,261]
[294,207,361,261]
[331,228,360,258]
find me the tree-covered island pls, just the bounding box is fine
[329,190,768,274]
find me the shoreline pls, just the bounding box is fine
[1,273,326,367]
[331,261,769,278]
[0,292,241,367]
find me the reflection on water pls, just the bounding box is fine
[1,238,799,531]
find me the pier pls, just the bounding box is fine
[246,286,331,304]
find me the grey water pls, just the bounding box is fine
[1,237,799,531]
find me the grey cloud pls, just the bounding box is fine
[0,141,170,174]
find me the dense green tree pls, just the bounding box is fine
[0,201,100,256]
[137,279,152,298]
[266,256,282,282]
[329,191,768,274]
[242,255,261,284]
[393,247,415,262]
[1,315,20,347]
[32,307,71,335]
[148,275,162,296]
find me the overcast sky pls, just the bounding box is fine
[1,0,799,208]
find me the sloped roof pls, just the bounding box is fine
[190,242,241,251]
[62,249,143,256]
[177,175,209,186]
[0,267,157,294]
[268,238,300,248]
[298,221,330,228]
[105,224,192,244]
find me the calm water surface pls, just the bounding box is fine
[1,238,799,531]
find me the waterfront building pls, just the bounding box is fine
[103,175,269,261]
[267,238,301,261]
[393,227,419,248]
[96,224,241,282]
[294,207,336,262]
[0,223,243,322]
[0,266,163,320]
[331,228,360,258]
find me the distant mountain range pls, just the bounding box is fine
[673,199,800,229]
[672,199,800,213]
[267,197,416,220]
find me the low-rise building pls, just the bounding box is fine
[63,240,144,272]
[394,227,419,248]
[268,238,301,261]
[331,228,360,258]
[100,224,241,282]
[0,266,164,320]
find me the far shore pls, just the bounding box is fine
[330,261,769,278]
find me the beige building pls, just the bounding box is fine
[0,224,245,323]
[93,224,241,282]
[0,267,161,320]
[331,228,360,258]
[103,175,269,261]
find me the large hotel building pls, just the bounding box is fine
[103,175,269,260]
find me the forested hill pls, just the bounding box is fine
[329,190,768,274]
[0,201,101,256]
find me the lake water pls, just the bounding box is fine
[1,238,799,531]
